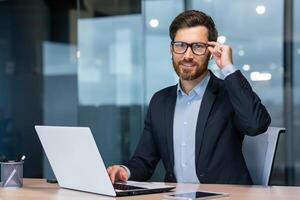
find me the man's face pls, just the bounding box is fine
[171,26,210,81]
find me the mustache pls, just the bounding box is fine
[179,60,198,65]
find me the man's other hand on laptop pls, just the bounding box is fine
[107,165,129,183]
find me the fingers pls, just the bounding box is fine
[207,42,232,58]
[118,170,128,181]
[207,42,222,55]
[107,165,128,183]
[107,165,119,183]
[208,46,221,58]
[107,166,112,173]
[208,41,231,51]
[207,41,219,46]
[207,41,233,68]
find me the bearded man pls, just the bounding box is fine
[107,10,271,185]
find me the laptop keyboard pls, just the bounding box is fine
[113,183,145,190]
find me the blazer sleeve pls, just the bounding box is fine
[125,96,160,181]
[224,70,271,136]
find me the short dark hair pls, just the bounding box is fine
[169,10,218,42]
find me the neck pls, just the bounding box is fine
[180,70,209,94]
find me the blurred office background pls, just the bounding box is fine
[0,0,299,185]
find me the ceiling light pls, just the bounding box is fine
[217,36,226,44]
[238,50,245,56]
[242,64,250,71]
[250,72,272,81]
[256,5,266,15]
[76,50,80,59]
[149,19,159,28]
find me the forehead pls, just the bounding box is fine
[174,26,209,43]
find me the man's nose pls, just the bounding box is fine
[183,46,194,60]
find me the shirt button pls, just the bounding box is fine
[187,102,191,105]
[183,122,187,125]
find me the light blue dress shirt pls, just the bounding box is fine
[173,72,210,183]
[173,65,237,183]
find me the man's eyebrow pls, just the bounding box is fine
[172,41,211,46]
[176,41,208,44]
[193,41,209,45]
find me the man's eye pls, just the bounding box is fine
[175,43,186,48]
[193,44,205,49]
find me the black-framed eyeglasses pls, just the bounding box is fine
[171,41,209,56]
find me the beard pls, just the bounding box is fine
[172,56,210,81]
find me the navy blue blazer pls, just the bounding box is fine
[126,70,271,184]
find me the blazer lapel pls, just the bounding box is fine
[165,86,177,169]
[195,72,219,163]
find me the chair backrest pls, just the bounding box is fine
[242,127,285,185]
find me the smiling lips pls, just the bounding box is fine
[180,62,197,70]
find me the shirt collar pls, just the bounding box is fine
[177,72,210,97]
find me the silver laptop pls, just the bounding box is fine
[35,125,175,197]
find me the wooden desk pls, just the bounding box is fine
[1,179,300,200]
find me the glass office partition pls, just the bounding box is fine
[293,0,300,185]
[143,0,184,102]
[0,0,78,179]
[77,15,143,165]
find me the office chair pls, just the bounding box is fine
[242,127,285,185]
